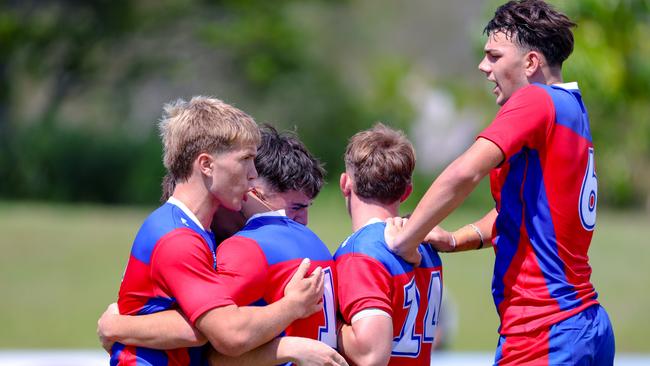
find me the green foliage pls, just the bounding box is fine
[0,0,647,207]
[561,0,650,207]
[2,125,164,204]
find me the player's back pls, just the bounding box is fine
[113,203,214,366]
[483,83,599,335]
[334,220,443,366]
[216,213,338,349]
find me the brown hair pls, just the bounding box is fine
[159,96,260,181]
[484,0,576,67]
[345,123,415,205]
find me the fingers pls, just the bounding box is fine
[331,351,349,366]
[294,258,311,280]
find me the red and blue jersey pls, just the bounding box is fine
[112,200,234,366]
[478,82,600,336]
[215,211,338,349]
[334,220,443,366]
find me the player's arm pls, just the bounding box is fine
[336,254,394,366]
[97,303,206,352]
[154,233,325,358]
[386,138,503,262]
[194,258,324,357]
[338,313,392,366]
[423,209,497,252]
[210,337,348,366]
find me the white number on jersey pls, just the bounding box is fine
[423,271,442,342]
[579,147,597,231]
[318,267,337,348]
[392,278,421,356]
[392,270,443,357]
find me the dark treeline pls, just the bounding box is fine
[0,0,648,207]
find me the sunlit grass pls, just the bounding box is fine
[0,195,648,351]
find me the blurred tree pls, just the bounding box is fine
[561,0,650,207]
[0,0,647,207]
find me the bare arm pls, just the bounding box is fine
[386,138,503,262]
[423,209,497,252]
[211,337,348,366]
[97,303,206,352]
[196,258,325,357]
[338,315,393,366]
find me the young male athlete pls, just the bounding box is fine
[112,98,327,365]
[385,1,615,364]
[101,124,345,365]
[335,124,443,366]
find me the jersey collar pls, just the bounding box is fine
[246,209,288,225]
[553,81,579,90]
[167,196,206,232]
[361,217,383,229]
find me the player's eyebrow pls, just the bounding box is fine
[290,202,311,209]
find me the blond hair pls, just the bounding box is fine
[345,123,415,204]
[159,96,260,181]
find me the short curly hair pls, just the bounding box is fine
[255,124,325,199]
[484,0,576,67]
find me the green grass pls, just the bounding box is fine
[1,194,649,352]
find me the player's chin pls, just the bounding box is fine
[224,197,243,212]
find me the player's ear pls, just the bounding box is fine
[340,172,352,197]
[524,51,543,78]
[197,153,214,176]
[400,183,413,203]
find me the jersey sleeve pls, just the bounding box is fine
[478,85,554,161]
[151,229,234,325]
[335,253,393,323]
[214,236,269,305]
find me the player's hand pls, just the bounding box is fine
[384,217,422,266]
[284,258,324,319]
[97,302,119,353]
[424,225,456,252]
[285,337,349,366]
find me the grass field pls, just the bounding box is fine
[1,191,648,351]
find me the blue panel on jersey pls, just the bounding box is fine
[134,346,168,366]
[138,296,176,315]
[534,83,592,142]
[188,345,211,366]
[110,343,125,366]
[420,244,443,269]
[131,203,215,264]
[235,216,332,265]
[493,150,527,310]
[334,222,441,275]
[523,150,580,311]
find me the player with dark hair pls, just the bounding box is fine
[100,124,345,366]
[385,1,614,365]
[335,123,443,365]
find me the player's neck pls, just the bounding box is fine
[349,193,400,231]
[531,64,563,86]
[171,180,218,231]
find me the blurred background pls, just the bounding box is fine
[1,0,649,359]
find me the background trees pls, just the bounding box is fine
[1,0,647,208]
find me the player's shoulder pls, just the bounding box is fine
[419,244,443,269]
[237,215,332,263]
[335,222,386,255]
[132,203,211,263]
[335,222,415,273]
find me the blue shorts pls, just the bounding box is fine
[494,304,615,365]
